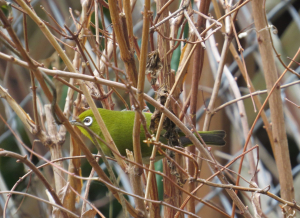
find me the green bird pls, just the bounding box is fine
[71,108,226,163]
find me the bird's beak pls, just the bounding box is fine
[69,120,80,126]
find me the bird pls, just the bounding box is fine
[71,108,226,163]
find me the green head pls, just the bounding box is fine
[73,110,100,142]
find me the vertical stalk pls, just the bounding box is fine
[108,0,138,87]
[95,0,100,68]
[123,0,134,50]
[131,0,151,216]
[252,0,295,215]
[188,1,210,216]
[157,0,171,87]
[45,105,66,193]
[23,13,39,133]
[155,0,176,217]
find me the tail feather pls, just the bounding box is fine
[180,130,226,146]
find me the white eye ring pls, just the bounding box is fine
[83,116,93,126]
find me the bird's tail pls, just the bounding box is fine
[180,130,226,146]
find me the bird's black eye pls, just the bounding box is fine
[83,116,93,126]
